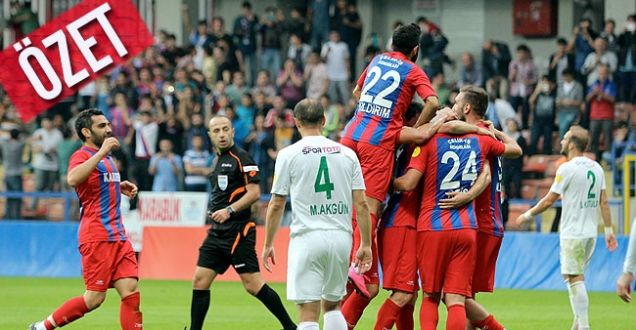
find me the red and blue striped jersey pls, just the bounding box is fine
[475,155,505,237]
[380,145,420,229]
[408,133,505,232]
[342,52,435,151]
[69,146,126,245]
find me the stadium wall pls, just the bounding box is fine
[0,221,629,292]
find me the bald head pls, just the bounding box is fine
[561,125,589,155]
[294,98,325,128]
[208,115,234,151]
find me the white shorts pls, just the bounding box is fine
[559,237,597,275]
[287,230,352,304]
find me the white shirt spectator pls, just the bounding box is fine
[32,127,63,171]
[321,41,349,81]
[134,120,159,159]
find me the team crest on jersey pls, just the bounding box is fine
[412,147,421,158]
[218,175,228,191]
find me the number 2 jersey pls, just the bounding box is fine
[408,133,506,232]
[69,146,126,245]
[271,135,365,237]
[342,52,435,151]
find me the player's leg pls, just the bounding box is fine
[395,294,417,330]
[236,224,295,330]
[319,230,352,330]
[561,238,596,330]
[444,294,467,330]
[323,300,348,330]
[190,266,218,330]
[296,301,321,330]
[465,298,505,330]
[29,291,103,330]
[114,278,143,330]
[443,229,477,330]
[418,232,446,330]
[419,292,441,330]
[375,290,414,330]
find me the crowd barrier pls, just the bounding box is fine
[0,221,630,292]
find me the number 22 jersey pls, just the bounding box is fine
[343,52,435,151]
[408,133,505,232]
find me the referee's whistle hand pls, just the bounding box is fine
[210,209,230,223]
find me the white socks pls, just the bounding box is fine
[298,321,319,330]
[567,281,590,330]
[323,310,347,330]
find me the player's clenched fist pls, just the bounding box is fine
[99,137,120,154]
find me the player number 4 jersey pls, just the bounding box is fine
[271,136,365,237]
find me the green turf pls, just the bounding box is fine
[2,277,634,329]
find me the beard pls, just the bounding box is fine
[410,49,419,62]
[91,130,112,148]
[560,143,568,156]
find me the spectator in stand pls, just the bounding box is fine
[277,59,305,108]
[237,93,256,131]
[509,44,537,129]
[418,17,451,77]
[601,19,619,55]
[8,0,39,40]
[270,112,298,159]
[618,14,636,104]
[321,30,350,105]
[132,111,159,191]
[485,79,516,132]
[111,71,138,108]
[549,37,576,85]
[287,33,312,70]
[260,6,285,82]
[586,63,617,162]
[364,32,383,67]
[286,7,309,43]
[309,0,331,50]
[528,75,556,155]
[332,0,363,82]
[254,91,273,118]
[109,92,134,144]
[457,52,483,87]
[570,17,598,83]
[581,37,618,88]
[30,117,63,211]
[78,81,96,111]
[304,52,329,100]
[202,45,217,87]
[183,135,213,192]
[136,68,157,99]
[226,71,250,107]
[213,45,233,83]
[320,94,340,140]
[95,76,110,116]
[251,70,278,103]
[185,112,212,152]
[210,17,243,74]
[556,68,585,138]
[1,128,25,219]
[482,39,512,88]
[245,115,275,193]
[182,7,213,50]
[233,1,259,85]
[161,33,185,67]
[502,118,526,199]
[432,71,450,106]
[264,96,295,129]
[149,139,183,192]
[221,105,250,149]
[57,126,82,192]
[158,114,185,155]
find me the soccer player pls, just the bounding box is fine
[438,86,524,330]
[29,109,142,330]
[262,98,373,330]
[189,116,296,330]
[394,87,519,330]
[516,126,618,330]
[617,220,635,303]
[340,22,439,328]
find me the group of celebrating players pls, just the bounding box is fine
[28,21,627,330]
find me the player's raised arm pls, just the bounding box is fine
[599,190,618,251]
[398,108,455,145]
[414,96,439,127]
[67,137,119,187]
[493,128,523,158]
[439,160,492,209]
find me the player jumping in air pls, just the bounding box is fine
[516,126,617,330]
[263,98,373,330]
[29,109,142,330]
[340,22,439,329]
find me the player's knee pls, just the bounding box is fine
[390,291,414,306]
[84,293,106,310]
[242,279,264,296]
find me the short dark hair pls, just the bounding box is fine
[516,44,531,53]
[9,128,20,139]
[606,19,616,26]
[568,126,589,152]
[404,102,423,121]
[242,1,251,9]
[562,68,574,76]
[391,23,421,56]
[75,109,105,142]
[459,85,489,118]
[293,99,324,126]
[557,37,568,45]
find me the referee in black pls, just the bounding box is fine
[189,115,296,330]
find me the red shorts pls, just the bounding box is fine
[351,214,379,284]
[472,232,503,293]
[417,229,477,296]
[79,240,138,292]
[378,226,419,293]
[341,138,394,202]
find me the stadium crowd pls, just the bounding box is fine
[1,1,636,222]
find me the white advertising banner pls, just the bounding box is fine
[122,192,208,251]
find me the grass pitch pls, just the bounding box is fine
[1,277,634,329]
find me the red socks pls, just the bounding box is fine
[48,296,90,329]
[419,297,439,330]
[471,314,505,330]
[396,303,415,330]
[446,304,466,330]
[120,292,143,330]
[374,299,402,330]
[341,291,371,329]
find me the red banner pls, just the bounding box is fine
[0,0,154,122]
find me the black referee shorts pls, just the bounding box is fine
[197,221,260,275]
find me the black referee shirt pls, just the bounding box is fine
[208,145,260,230]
